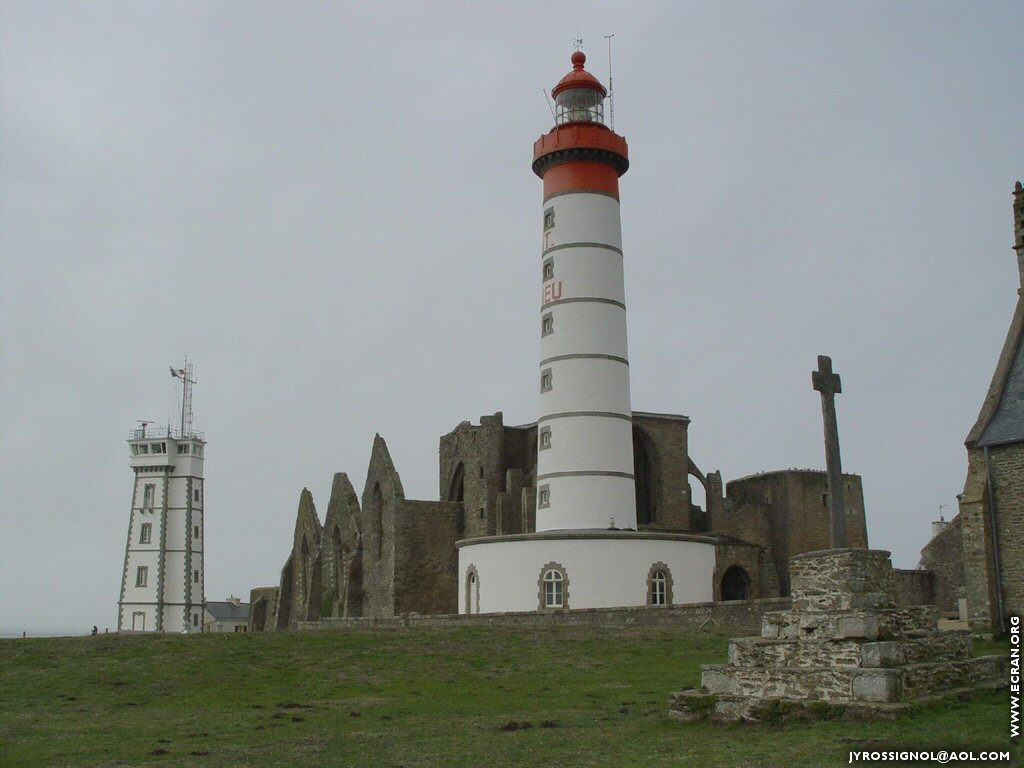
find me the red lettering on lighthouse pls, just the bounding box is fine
[542,281,563,305]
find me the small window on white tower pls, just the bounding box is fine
[142,484,155,510]
[542,569,564,608]
[540,369,553,393]
[539,426,552,450]
[542,258,554,281]
[136,566,148,588]
[541,313,554,337]
[193,569,200,584]
[650,570,667,605]
[139,523,152,544]
[137,444,149,455]
[193,444,203,457]
[543,207,555,231]
[192,613,200,628]
[193,489,200,503]
[177,444,189,454]
[538,484,551,509]
[193,525,200,539]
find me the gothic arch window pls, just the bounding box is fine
[372,483,384,561]
[721,565,751,601]
[331,525,344,596]
[646,562,674,606]
[448,462,465,503]
[538,562,569,611]
[633,426,657,525]
[465,565,480,614]
[300,536,311,600]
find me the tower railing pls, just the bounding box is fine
[128,427,206,441]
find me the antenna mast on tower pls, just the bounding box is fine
[605,33,615,131]
[169,357,196,437]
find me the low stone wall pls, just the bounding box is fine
[893,568,935,607]
[299,597,792,636]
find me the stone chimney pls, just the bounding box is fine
[1014,180,1023,292]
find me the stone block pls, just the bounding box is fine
[860,641,904,668]
[700,666,734,695]
[790,549,896,612]
[835,614,880,639]
[851,670,902,702]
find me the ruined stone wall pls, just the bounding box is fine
[961,443,1024,631]
[248,586,279,631]
[274,489,323,629]
[720,470,867,595]
[918,514,964,615]
[393,500,462,615]
[632,414,691,529]
[361,436,404,619]
[439,414,508,540]
[712,540,780,601]
[893,569,935,607]
[319,473,363,619]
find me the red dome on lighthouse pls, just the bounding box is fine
[552,51,607,98]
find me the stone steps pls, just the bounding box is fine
[728,631,972,669]
[670,550,1006,724]
[761,605,939,642]
[669,673,1006,724]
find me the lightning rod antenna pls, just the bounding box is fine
[543,88,556,121]
[605,33,615,131]
[169,356,196,437]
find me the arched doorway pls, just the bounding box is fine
[721,566,751,601]
[465,567,479,614]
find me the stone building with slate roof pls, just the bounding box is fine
[957,181,1024,632]
[203,596,250,633]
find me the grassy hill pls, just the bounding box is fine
[0,626,1014,767]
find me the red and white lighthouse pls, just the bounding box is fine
[456,51,715,615]
[533,51,635,531]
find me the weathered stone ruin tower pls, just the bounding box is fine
[118,361,206,633]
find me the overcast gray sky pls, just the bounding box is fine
[2,1,1021,634]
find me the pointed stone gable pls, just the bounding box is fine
[319,473,363,618]
[277,488,324,628]
[362,434,406,617]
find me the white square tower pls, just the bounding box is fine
[118,362,206,632]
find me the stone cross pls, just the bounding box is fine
[812,355,848,548]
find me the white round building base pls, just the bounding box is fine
[457,530,716,615]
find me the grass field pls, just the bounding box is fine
[0,626,1015,768]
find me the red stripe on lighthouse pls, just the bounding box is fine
[542,162,620,200]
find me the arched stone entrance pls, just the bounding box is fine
[721,565,751,601]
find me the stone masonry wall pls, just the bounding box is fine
[300,597,792,636]
[632,414,691,529]
[394,500,462,615]
[720,471,868,595]
[918,513,964,615]
[962,443,1024,630]
[893,569,935,608]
